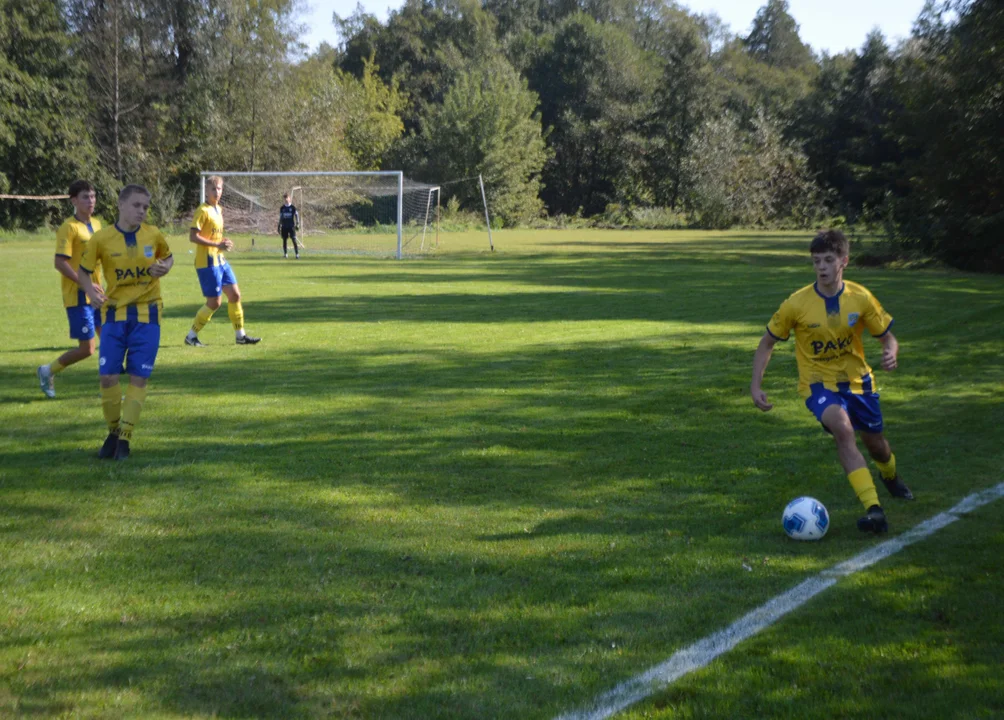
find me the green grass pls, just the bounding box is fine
[1,229,1002,718]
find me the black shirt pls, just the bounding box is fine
[278,204,299,229]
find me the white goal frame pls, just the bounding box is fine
[200,170,406,259]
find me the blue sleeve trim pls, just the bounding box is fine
[55,253,71,259]
[766,326,788,342]
[874,319,894,338]
[79,265,93,274]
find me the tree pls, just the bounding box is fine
[641,7,716,209]
[283,48,356,171]
[337,0,501,133]
[0,0,100,228]
[420,56,548,224]
[891,0,1004,270]
[339,56,408,170]
[529,13,657,214]
[65,0,141,183]
[743,0,813,70]
[686,110,822,228]
[211,0,302,171]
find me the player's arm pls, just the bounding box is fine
[294,207,300,229]
[77,265,107,306]
[149,254,174,278]
[864,291,897,372]
[189,227,233,251]
[751,332,779,411]
[54,255,80,284]
[77,235,106,305]
[150,232,174,278]
[878,330,898,371]
[53,224,80,283]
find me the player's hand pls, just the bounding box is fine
[881,347,898,371]
[219,238,234,251]
[148,260,169,278]
[751,387,773,412]
[88,287,107,306]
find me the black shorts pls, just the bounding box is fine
[280,226,297,241]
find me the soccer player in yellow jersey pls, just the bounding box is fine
[37,180,104,398]
[184,175,261,347]
[751,230,914,534]
[78,185,174,461]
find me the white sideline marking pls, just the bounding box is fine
[556,482,1004,720]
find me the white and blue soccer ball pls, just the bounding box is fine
[782,496,829,540]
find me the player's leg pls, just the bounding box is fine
[282,228,289,258]
[820,404,870,477]
[810,387,887,533]
[222,269,260,345]
[186,266,224,346]
[60,336,97,366]
[860,431,914,500]
[38,306,99,398]
[98,374,123,458]
[291,228,300,258]
[115,320,159,460]
[115,375,148,461]
[844,390,914,501]
[97,320,128,458]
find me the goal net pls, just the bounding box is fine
[199,171,441,258]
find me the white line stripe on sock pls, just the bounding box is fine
[556,482,1004,720]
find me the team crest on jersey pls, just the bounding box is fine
[848,312,859,327]
[144,245,154,258]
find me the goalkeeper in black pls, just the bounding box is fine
[278,193,301,259]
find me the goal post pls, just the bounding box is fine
[420,186,440,251]
[198,170,440,259]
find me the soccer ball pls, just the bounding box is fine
[782,496,829,540]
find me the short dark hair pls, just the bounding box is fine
[68,180,95,198]
[810,229,849,257]
[119,184,151,202]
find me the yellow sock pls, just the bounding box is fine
[875,453,897,480]
[848,467,880,510]
[101,385,121,432]
[50,360,66,375]
[192,304,216,334]
[119,384,147,442]
[228,300,245,332]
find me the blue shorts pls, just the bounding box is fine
[806,383,884,434]
[66,304,100,341]
[196,261,238,298]
[99,320,161,378]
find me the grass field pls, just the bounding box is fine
[1,229,1002,718]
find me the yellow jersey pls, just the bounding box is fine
[767,281,893,398]
[80,223,172,324]
[55,215,104,307]
[191,202,226,269]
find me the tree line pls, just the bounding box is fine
[1,0,1000,270]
